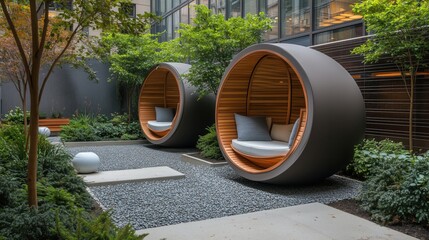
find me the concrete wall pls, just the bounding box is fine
[1,60,121,118]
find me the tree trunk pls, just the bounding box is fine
[408,73,415,151]
[27,84,39,208]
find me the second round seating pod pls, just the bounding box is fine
[139,62,215,147]
[216,43,365,184]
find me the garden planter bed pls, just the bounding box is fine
[329,199,429,240]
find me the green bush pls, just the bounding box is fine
[347,139,409,179]
[61,113,143,141]
[196,124,223,160]
[0,124,143,239]
[3,107,30,124]
[354,139,429,225]
[60,117,99,142]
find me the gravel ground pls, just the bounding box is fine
[67,144,362,230]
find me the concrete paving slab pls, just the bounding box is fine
[80,166,185,186]
[181,153,228,167]
[136,203,416,240]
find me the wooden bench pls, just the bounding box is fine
[38,118,70,133]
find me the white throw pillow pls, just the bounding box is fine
[270,123,293,142]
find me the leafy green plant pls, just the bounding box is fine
[3,107,29,124]
[347,139,410,179]
[352,0,429,150]
[55,210,147,240]
[196,124,223,160]
[178,5,272,97]
[60,117,99,142]
[359,150,429,225]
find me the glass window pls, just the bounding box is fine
[173,10,180,39]
[166,15,173,40]
[281,0,310,37]
[173,0,181,9]
[159,19,167,42]
[229,0,242,18]
[264,0,279,41]
[210,0,226,14]
[189,1,197,24]
[244,1,257,15]
[180,4,189,24]
[259,0,267,13]
[166,0,172,12]
[199,0,209,6]
[313,24,363,44]
[314,0,362,29]
[159,0,166,15]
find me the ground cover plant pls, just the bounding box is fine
[60,112,143,142]
[347,139,429,226]
[0,124,145,239]
[196,124,223,160]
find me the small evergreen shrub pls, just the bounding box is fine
[196,124,223,160]
[347,139,409,179]
[354,139,429,225]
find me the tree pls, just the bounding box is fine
[0,3,70,138]
[98,33,184,121]
[0,0,155,208]
[178,5,272,97]
[352,0,429,150]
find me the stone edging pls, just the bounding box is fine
[64,139,149,147]
[181,152,228,167]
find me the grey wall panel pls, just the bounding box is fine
[1,59,120,118]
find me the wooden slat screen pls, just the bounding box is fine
[313,37,429,151]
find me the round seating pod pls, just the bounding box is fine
[216,43,365,184]
[139,62,215,147]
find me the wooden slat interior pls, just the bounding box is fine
[217,52,307,173]
[139,68,180,141]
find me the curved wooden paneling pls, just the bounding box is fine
[138,63,215,147]
[216,44,366,184]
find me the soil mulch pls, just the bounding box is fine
[328,199,429,240]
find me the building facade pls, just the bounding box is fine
[150,0,363,46]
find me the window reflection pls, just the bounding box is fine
[244,1,257,14]
[180,4,189,24]
[264,0,278,41]
[282,0,310,37]
[229,0,241,17]
[313,24,362,44]
[315,0,362,29]
[210,0,226,14]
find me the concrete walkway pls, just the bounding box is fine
[136,203,416,240]
[80,166,185,186]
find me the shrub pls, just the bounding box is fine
[3,107,29,124]
[347,139,409,179]
[0,123,141,239]
[354,139,429,225]
[196,124,223,160]
[60,117,99,142]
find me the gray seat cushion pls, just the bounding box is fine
[155,107,175,122]
[232,139,290,157]
[234,114,272,141]
[147,121,172,132]
[288,118,300,147]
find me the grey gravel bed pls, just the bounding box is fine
[67,144,361,230]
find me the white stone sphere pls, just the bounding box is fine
[72,152,100,174]
[38,127,51,137]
